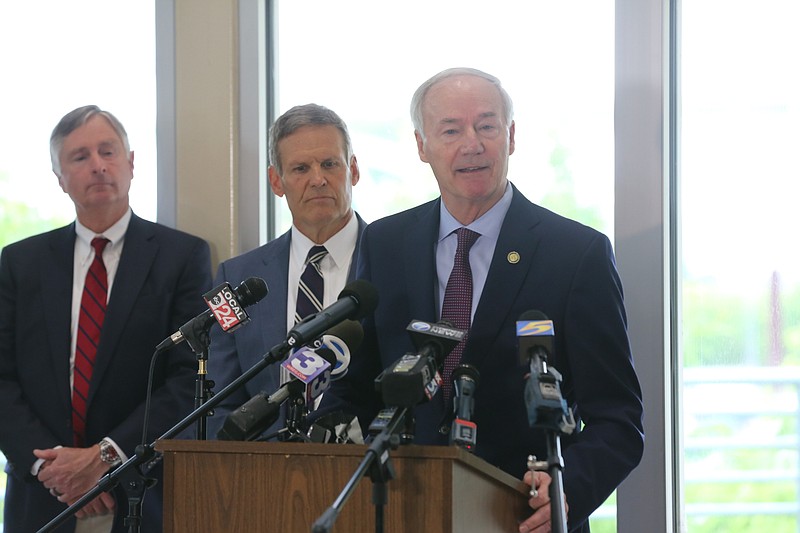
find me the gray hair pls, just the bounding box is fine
[269,103,353,175]
[50,105,131,175]
[410,67,515,137]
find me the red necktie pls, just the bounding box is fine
[72,237,109,446]
[440,228,480,401]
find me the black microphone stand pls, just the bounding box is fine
[525,351,576,533]
[527,439,569,533]
[178,317,216,440]
[36,338,294,533]
[280,391,310,442]
[312,406,409,533]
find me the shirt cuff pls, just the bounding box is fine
[31,445,63,476]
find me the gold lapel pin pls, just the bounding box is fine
[507,251,520,264]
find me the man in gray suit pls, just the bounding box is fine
[206,103,366,440]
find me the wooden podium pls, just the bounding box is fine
[155,440,529,533]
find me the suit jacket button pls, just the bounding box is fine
[439,425,449,435]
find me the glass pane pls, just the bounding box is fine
[275,0,614,238]
[276,1,616,528]
[680,1,800,531]
[0,1,158,250]
[0,1,157,524]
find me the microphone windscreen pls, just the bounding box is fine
[324,319,364,351]
[453,363,480,386]
[519,309,548,321]
[314,347,337,366]
[338,279,379,320]
[237,276,269,306]
[516,309,554,364]
[319,319,363,379]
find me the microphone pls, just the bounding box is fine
[281,344,335,406]
[217,380,303,441]
[303,320,365,444]
[449,364,479,451]
[517,309,554,365]
[375,320,465,407]
[156,277,268,352]
[517,311,575,533]
[313,319,363,379]
[517,310,575,433]
[282,344,338,438]
[287,279,378,348]
[216,349,334,441]
[217,320,364,441]
[286,319,364,405]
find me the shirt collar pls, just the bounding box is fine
[74,208,132,260]
[438,182,513,243]
[290,214,359,268]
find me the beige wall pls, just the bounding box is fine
[171,0,241,270]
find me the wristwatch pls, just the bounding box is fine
[99,438,123,467]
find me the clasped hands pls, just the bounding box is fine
[34,445,116,518]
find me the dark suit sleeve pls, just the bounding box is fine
[316,224,385,427]
[0,243,63,476]
[558,233,644,527]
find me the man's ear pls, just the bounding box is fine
[268,166,285,197]
[415,131,429,163]
[349,155,360,186]
[55,171,66,193]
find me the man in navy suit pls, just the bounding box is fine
[0,105,212,532]
[320,68,644,532]
[206,103,366,441]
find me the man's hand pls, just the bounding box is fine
[34,445,115,516]
[67,492,116,518]
[518,470,568,533]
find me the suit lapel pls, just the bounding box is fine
[403,200,440,323]
[90,215,157,397]
[347,214,368,282]
[399,200,446,420]
[257,231,290,353]
[42,225,78,404]
[464,189,542,367]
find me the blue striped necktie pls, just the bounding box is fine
[295,245,328,324]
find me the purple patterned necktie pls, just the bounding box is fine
[440,228,480,401]
[295,245,328,324]
[72,237,109,446]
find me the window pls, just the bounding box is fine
[679,1,800,530]
[0,1,158,251]
[0,1,158,524]
[274,1,615,239]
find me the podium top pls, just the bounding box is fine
[156,439,527,494]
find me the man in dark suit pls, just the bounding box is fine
[206,103,366,441]
[0,105,212,532]
[320,68,644,532]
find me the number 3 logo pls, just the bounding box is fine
[290,350,327,377]
[309,370,331,398]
